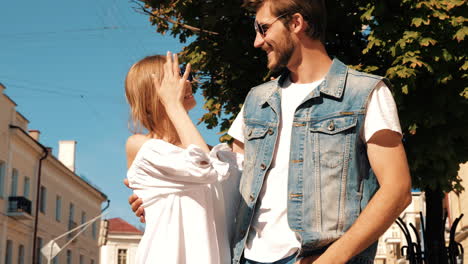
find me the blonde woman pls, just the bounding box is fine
[125,52,242,264]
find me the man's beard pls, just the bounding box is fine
[268,35,295,74]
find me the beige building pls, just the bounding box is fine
[447,162,468,264]
[375,192,425,264]
[0,83,108,264]
[376,163,468,263]
[100,218,142,264]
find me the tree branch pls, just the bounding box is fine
[131,0,219,36]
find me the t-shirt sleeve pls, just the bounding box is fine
[362,81,403,142]
[228,106,245,143]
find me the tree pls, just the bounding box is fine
[360,1,467,263]
[132,0,468,261]
[131,0,371,138]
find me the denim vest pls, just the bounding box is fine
[232,59,389,264]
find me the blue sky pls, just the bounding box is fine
[0,0,221,229]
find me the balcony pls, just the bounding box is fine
[7,196,33,220]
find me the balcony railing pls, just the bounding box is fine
[7,196,33,220]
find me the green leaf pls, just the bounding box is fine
[408,123,418,135]
[451,16,467,27]
[412,17,431,27]
[460,88,468,99]
[454,26,468,42]
[433,10,450,20]
[460,60,468,71]
[402,85,409,94]
[439,74,453,84]
[420,37,437,46]
[360,6,374,21]
[442,49,454,61]
[412,17,424,27]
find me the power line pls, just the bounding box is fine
[4,82,124,105]
[0,26,145,39]
[7,84,81,97]
[0,76,90,94]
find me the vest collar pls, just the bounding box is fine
[258,58,348,106]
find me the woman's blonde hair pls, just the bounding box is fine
[125,55,180,144]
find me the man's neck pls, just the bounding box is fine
[287,39,332,84]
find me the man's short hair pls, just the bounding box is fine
[243,0,327,42]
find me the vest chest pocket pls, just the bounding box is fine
[309,115,358,135]
[309,115,358,169]
[243,125,270,164]
[245,125,269,140]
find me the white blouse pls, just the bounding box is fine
[127,139,243,264]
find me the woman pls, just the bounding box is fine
[125,52,241,264]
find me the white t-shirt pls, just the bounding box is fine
[127,140,243,264]
[228,79,402,262]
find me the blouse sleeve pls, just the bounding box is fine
[133,140,232,184]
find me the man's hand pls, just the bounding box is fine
[123,178,146,223]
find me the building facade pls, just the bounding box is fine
[447,162,468,264]
[100,218,142,264]
[375,192,425,264]
[0,83,108,264]
[376,163,468,263]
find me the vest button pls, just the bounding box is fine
[249,194,255,202]
[260,163,266,170]
[268,128,274,135]
[327,120,335,131]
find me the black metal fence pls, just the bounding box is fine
[396,213,464,264]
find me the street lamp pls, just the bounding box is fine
[41,211,108,264]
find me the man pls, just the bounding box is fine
[128,0,412,263]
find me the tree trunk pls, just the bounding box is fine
[424,187,448,264]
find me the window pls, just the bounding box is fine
[36,237,43,264]
[5,240,13,264]
[81,211,87,233]
[117,249,127,264]
[56,196,62,222]
[395,243,401,258]
[81,211,86,224]
[92,221,97,240]
[39,186,47,213]
[79,254,84,264]
[10,169,18,196]
[66,249,72,264]
[18,244,24,264]
[69,203,75,221]
[0,161,6,198]
[23,177,30,198]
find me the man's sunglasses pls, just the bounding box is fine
[254,13,289,37]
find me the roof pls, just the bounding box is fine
[9,125,108,200]
[108,217,143,235]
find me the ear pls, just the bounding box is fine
[289,13,307,35]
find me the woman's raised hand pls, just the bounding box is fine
[154,51,191,108]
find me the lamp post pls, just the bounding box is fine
[41,211,108,264]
